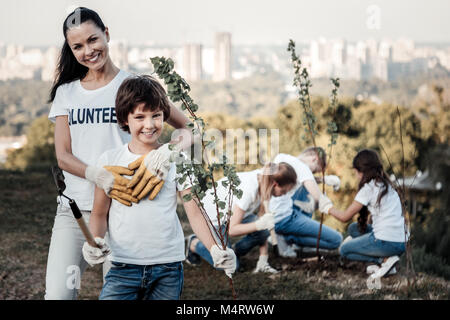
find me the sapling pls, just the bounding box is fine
[287,40,340,261]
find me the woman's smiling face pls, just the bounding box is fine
[66,21,110,71]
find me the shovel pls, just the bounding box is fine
[51,165,99,248]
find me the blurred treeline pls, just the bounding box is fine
[1,77,449,267]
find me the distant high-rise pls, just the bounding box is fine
[183,43,203,81]
[109,40,129,70]
[214,32,232,81]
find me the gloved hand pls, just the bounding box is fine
[318,194,333,214]
[210,244,237,278]
[294,194,316,214]
[82,237,111,267]
[324,175,341,191]
[85,165,136,205]
[127,143,179,200]
[255,212,275,231]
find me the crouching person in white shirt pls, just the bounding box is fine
[185,163,297,274]
[319,149,407,278]
[82,75,236,300]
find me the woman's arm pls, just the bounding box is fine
[228,205,258,237]
[166,103,190,129]
[54,115,88,178]
[328,200,363,222]
[89,187,111,238]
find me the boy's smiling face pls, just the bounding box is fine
[126,103,164,152]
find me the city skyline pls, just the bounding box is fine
[1,0,450,47]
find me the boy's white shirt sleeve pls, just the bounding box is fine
[48,85,69,123]
[95,150,110,169]
[354,183,372,206]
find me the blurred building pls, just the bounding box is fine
[109,40,129,70]
[214,32,232,81]
[182,43,203,81]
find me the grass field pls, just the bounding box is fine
[1,169,449,300]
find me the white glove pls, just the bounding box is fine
[318,194,333,215]
[82,237,111,267]
[85,166,114,194]
[210,244,237,278]
[324,175,341,191]
[254,212,275,231]
[142,143,179,180]
[294,194,316,214]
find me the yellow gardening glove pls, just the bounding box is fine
[127,144,176,200]
[85,165,136,206]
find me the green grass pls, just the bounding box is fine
[1,168,449,300]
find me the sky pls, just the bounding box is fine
[1,0,450,47]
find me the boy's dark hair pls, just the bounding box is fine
[115,75,171,133]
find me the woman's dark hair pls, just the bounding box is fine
[353,149,395,233]
[115,75,171,133]
[48,7,106,102]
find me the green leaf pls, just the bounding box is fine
[182,193,192,202]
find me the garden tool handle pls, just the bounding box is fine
[68,199,99,248]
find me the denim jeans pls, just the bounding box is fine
[100,261,183,300]
[340,222,406,264]
[194,214,268,268]
[274,186,343,249]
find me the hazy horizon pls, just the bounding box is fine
[1,0,450,47]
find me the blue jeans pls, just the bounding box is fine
[194,214,268,268]
[274,186,343,249]
[100,261,183,300]
[340,222,406,264]
[292,186,313,218]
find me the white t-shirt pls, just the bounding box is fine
[203,169,262,227]
[97,144,190,265]
[354,180,407,242]
[269,153,315,223]
[48,70,132,210]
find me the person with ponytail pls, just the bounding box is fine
[319,149,407,277]
[185,162,297,274]
[46,7,191,299]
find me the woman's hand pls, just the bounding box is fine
[85,165,137,205]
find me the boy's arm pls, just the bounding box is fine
[82,186,111,266]
[89,186,111,238]
[180,189,237,277]
[180,189,215,250]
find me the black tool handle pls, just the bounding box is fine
[69,199,82,219]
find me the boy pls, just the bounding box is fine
[82,75,236,300]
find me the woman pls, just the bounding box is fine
[45,7,190,299]
[186,162,297,273]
